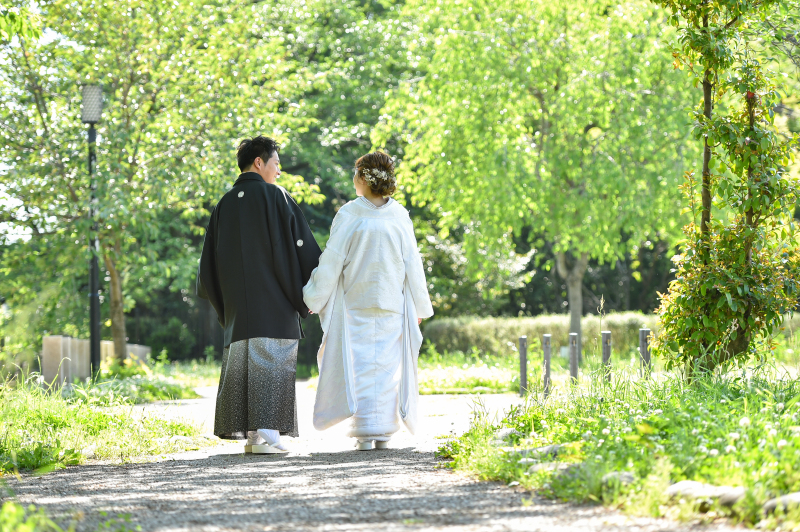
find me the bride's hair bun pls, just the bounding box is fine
[355,151,396,197]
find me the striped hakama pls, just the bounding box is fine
[214,337,299,439]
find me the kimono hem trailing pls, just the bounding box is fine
[303,197,433,437]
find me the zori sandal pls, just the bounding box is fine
[355,440,374,451]
[249,442,288,454]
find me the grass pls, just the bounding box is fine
[302,339,651,395]
[145,357,221,389]
[438,361,800,527]
[0,500,72,532]
[0,375,215,474]
[417,344,522,394]
[64,374,200,406]
[55,353,223,406]
[415,340,650,395]
[74,355,317,403]
[302,342,531,394]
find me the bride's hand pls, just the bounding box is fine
[418,318,422,325]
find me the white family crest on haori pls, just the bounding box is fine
[303,197,433,437]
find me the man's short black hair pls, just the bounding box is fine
[237,136,280,172]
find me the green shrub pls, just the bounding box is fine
[423,312,660,358]
[296,364,319,380]
[440,369,800,524]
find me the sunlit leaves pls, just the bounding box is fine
[650,0,800,373]
[375,0,696,283]
[0,0,320,342]
[0,7,40,41]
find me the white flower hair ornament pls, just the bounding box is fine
[360,167,395,186]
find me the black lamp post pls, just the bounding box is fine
[81,85,103,376]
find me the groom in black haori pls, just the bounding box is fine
[197,135,321,453]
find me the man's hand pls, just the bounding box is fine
[308,310,314,315]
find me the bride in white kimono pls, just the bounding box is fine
[303,151,434,450]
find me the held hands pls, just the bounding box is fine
[418,318,422,325]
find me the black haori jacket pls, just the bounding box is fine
[197,172,322,346]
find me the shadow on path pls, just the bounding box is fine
[4,447,737,532]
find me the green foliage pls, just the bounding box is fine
[0,500,139,532]
[758,0,800,71]
[142,317,198,362]
[0,7,40,41]
[415,220,531,315]
[263,0,409,214]
[650,0,800,374]
[441,370,800,524]
[0,254,80,378]
[0,501,72,532]
[94,512,140,532]
[374,0,695,279]
[296,363,318,380]
[653,212,800,373]
[0,376,210,473]
[62,357,222,405]
[203,345,216,364]
[0,0,323,358]
[423,312,659,357]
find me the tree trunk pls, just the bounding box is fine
[103,251,128,363]
[744,94,756,261]
[695,12,715,365]
[556,251,589,362]
[700,14,713,241]
[617,258,630,310]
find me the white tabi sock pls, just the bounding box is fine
[246,431,265,445]
[256,429,282,447]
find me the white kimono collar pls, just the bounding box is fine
[357,196,395,210]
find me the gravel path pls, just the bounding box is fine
[4,383,740,531]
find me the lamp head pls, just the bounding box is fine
[81,85,103,124]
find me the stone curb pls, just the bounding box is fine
[763,492,800,514]
[503,443,563,460]
[665,480,746,511]
[601,471,635,487]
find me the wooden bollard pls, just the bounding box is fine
[542,334,551,398]
[602,331,611,382]
[569,332,578,384]
[519,336,527,396]
[639,328,651,376]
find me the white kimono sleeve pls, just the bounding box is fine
[303,213,349,314]
[403,219,434,319]
[307,211,358,430]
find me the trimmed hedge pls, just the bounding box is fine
[422,312,660,358]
